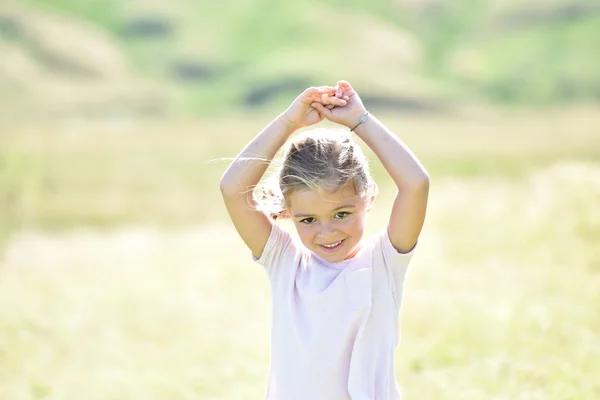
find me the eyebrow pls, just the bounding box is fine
[293,204,356,218]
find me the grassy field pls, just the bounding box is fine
[0,107,599,399]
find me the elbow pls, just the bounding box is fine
[416,174,430,194]
[220,176,254,200]
[420,170,431,188]
[220,175,239,197]
[404,169,430,192]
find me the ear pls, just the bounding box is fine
[366,195,375,212]
[278,208,291,219]
[366,182,378,212]
[366,195,377,212]
[371,182,379,196]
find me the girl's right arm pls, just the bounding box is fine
[220,86,347,259]
[220,114,297,259]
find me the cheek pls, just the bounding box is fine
[344,219,367,241]
[294,223,318,243]
[339,215,366,231]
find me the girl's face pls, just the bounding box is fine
[286,183,372,263]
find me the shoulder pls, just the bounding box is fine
[254,223,301,275]
[369,227,417,270]
[370,227,417,311]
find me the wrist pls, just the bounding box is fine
[347,110,370,131]
[278,112,302,133]
[351,112,376,137]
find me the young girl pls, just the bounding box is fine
[220,81,429,400]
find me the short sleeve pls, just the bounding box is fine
[374,228,417,311]
[253,223,299,280]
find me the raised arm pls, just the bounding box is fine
[353,113,429,253]
[220,86,347,258]
[310,81,429,253]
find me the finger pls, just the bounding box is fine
[304,87,336,103]
[311,102,333,119]
[326,104,335,110]
[337,80,353,91]
[335,85,343,98]
[304,86,323,95]
[325,94,347,106]
[340,90,356,101]
[316,86,338,95]
[321,93,346,106]
[303,86,335,97]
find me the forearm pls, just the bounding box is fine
[220,114,297,194]
[353,114,429,189]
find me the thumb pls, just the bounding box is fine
[311,102,333,119]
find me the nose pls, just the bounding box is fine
[318,222,336,239]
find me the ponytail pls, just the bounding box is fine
[253,174,290,220]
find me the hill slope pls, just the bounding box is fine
[2,0,599,116]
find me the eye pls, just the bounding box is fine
[299,217,316,224]
[334,211,350,219]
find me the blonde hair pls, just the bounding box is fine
[254,128,376,219]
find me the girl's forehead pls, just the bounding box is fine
[287,186,363,213]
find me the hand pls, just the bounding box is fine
[310,80,367,129]
[283,86,349,130]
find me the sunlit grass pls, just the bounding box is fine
[1,161,598,399]
[0,108,599,398]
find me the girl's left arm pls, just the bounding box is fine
[353,114,429,254]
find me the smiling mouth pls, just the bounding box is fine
[318,239,345,252]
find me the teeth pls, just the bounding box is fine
[322,241,342,248]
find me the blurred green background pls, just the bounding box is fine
[2,0,600,118]
[0,0,599,399]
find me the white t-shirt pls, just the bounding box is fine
[254,223,415,400]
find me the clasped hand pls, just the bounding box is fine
[284,80,367,130]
